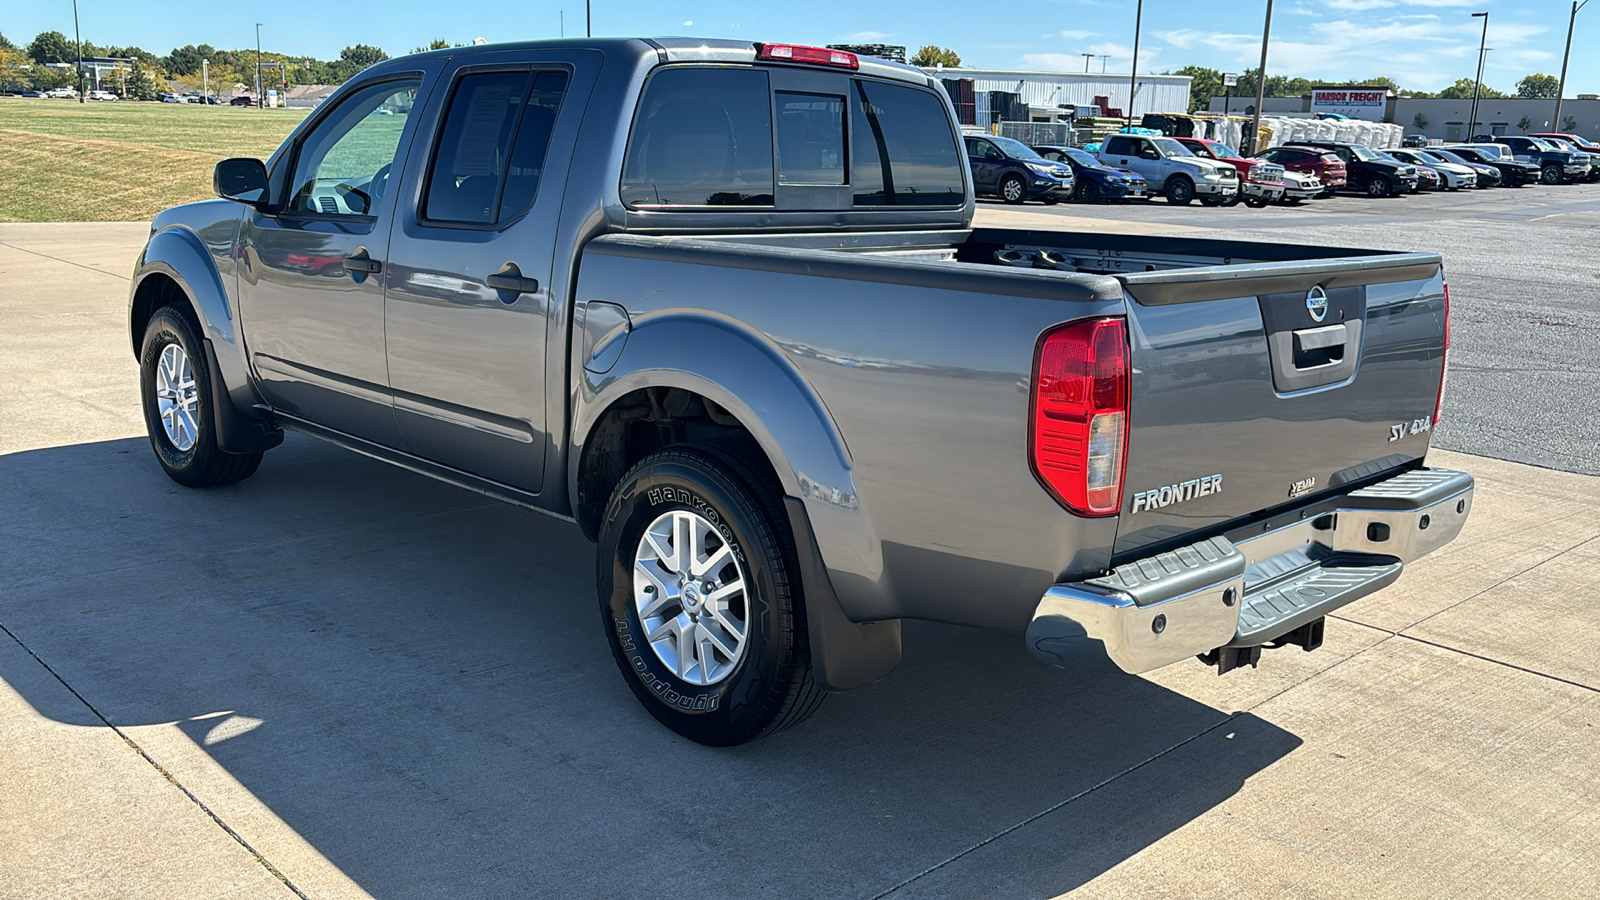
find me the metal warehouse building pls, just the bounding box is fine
[924,68,1192,126]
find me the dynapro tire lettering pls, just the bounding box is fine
[615,617,719,711]
[1130,474,1223,514]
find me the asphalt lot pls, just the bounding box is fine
[1,202,1598,900]
[981,181,1600,475]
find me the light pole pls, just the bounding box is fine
[1554,1,1591,132]
[1127,0,1143,128]
[587,1,592,37]
[72,0,84,103]
[1468,12,1489,141]
[255,23,264,108]
[1081,52,1094,73]
[202,58,208,103]
[1098,54,1110,73]
[1247,0,1274,155]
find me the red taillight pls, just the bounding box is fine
[1030,318,1130,517]
[755,43,860,69]
[1435,283,1451,425]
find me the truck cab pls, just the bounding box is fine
[1175,138,1287,208]
[1097,133,1238,206]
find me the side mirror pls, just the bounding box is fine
[1140,149,1160,160]
[214,158,269,207]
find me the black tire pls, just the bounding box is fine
[1042,197,1059,205]
[999,174,1028,205]
[1165,176,1195,205]
[597,445,825,746]
[139,307,263,488]
[1282,197,1303,205]
[1365,177,1390,198]
[1245,196,1271,209]
[1222,192,1244,207]
[1541,164,1562,185]
[1075,180,1101,204]
[1200,195,1226,207]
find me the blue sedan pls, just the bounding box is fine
[1030,145,1149,203]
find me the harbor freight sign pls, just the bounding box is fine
[1311,86,1390,121]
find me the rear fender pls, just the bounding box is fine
[574,313,899,689]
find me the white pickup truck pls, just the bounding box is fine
[1097,134,1239,205]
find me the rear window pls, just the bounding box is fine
[850,80,964,206]
[620,66,963,210]
[621,67,775,207]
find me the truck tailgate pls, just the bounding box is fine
[1112,255,1447,559]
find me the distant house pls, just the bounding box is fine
[284,84,340,108]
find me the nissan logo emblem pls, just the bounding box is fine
[1306,285,1330,323]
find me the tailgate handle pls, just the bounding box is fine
[1292,323,1347,368]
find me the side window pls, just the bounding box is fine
[776,92,845,185]
[621,67,774,207]
[850,80,964,207]
[285,79,419,217]
[1104,136,1131,156]
[964,137,984,157]
[423,70,571,226]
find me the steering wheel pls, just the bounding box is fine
[369,162,393,207]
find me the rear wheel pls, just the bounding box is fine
[139,308,263,488]
[597,446,825,746]
[999,174,1027,204]
[1165,176,1195,205]
[1541,164,1562,185]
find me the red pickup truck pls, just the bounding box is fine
[1253,144,1349,197]
[1176,138,1287,208]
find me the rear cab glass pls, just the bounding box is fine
[621,64,964,211]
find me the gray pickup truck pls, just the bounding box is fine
[130,38,1472,745]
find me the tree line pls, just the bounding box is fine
[0,29,399,99]
[1167,65,1565,114]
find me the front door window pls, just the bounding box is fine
[285,80,418,217]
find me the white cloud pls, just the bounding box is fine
[683,20,693,26]
[847,31,889,41]
[1058,30,1096,40]
[1326,0,1395,10]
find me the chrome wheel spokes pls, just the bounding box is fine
[154,342,199,452]
[633,509,749,686]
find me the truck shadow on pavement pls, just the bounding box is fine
[0,435,1300,899]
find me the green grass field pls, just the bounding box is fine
[0,100,310,222]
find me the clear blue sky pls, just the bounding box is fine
[5,0,1587,94]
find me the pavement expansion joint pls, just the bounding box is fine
[868,713,1245,900]
[0,618,311,900]
[0,240,133,282]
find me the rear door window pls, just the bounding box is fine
[850,80,964,206]
[424,69,571,225]
[621,67,775,207]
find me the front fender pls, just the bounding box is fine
[572,311,884,615]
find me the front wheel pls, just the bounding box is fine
[1245,196,1272,209]
[139,307,263,488]
[1075,180,1101,204]
[597,446,825,746]
[999,174,1027,204]
[1541,164,1562,185]
[1165,177,1195,205]
[1365,178,1390,198]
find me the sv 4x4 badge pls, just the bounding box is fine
[1389,417,1432,442]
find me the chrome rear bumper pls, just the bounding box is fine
[1027,467,1474,674]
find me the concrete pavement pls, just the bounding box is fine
[1,220,1597,899]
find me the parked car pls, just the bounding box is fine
[1496,135,1591,184]
[1029,145,1149,203]
[229,95,256,107]
[21,90,46,98]
[1441,145,1537,187]
[1254,145,1348,196]
[44,88,76,99]
[1386,148,1478,190]
[1287,141,1418,197]
[1096,133,1239,205]
[87,90,118,102]
[1174,138,1287,208]
[1401,134,1430,148]
[1528,133,1600,181]
[160,93,185,103]
[964,135,1075,204]
[1277,168,1324,204]
[130,38,1470,745]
